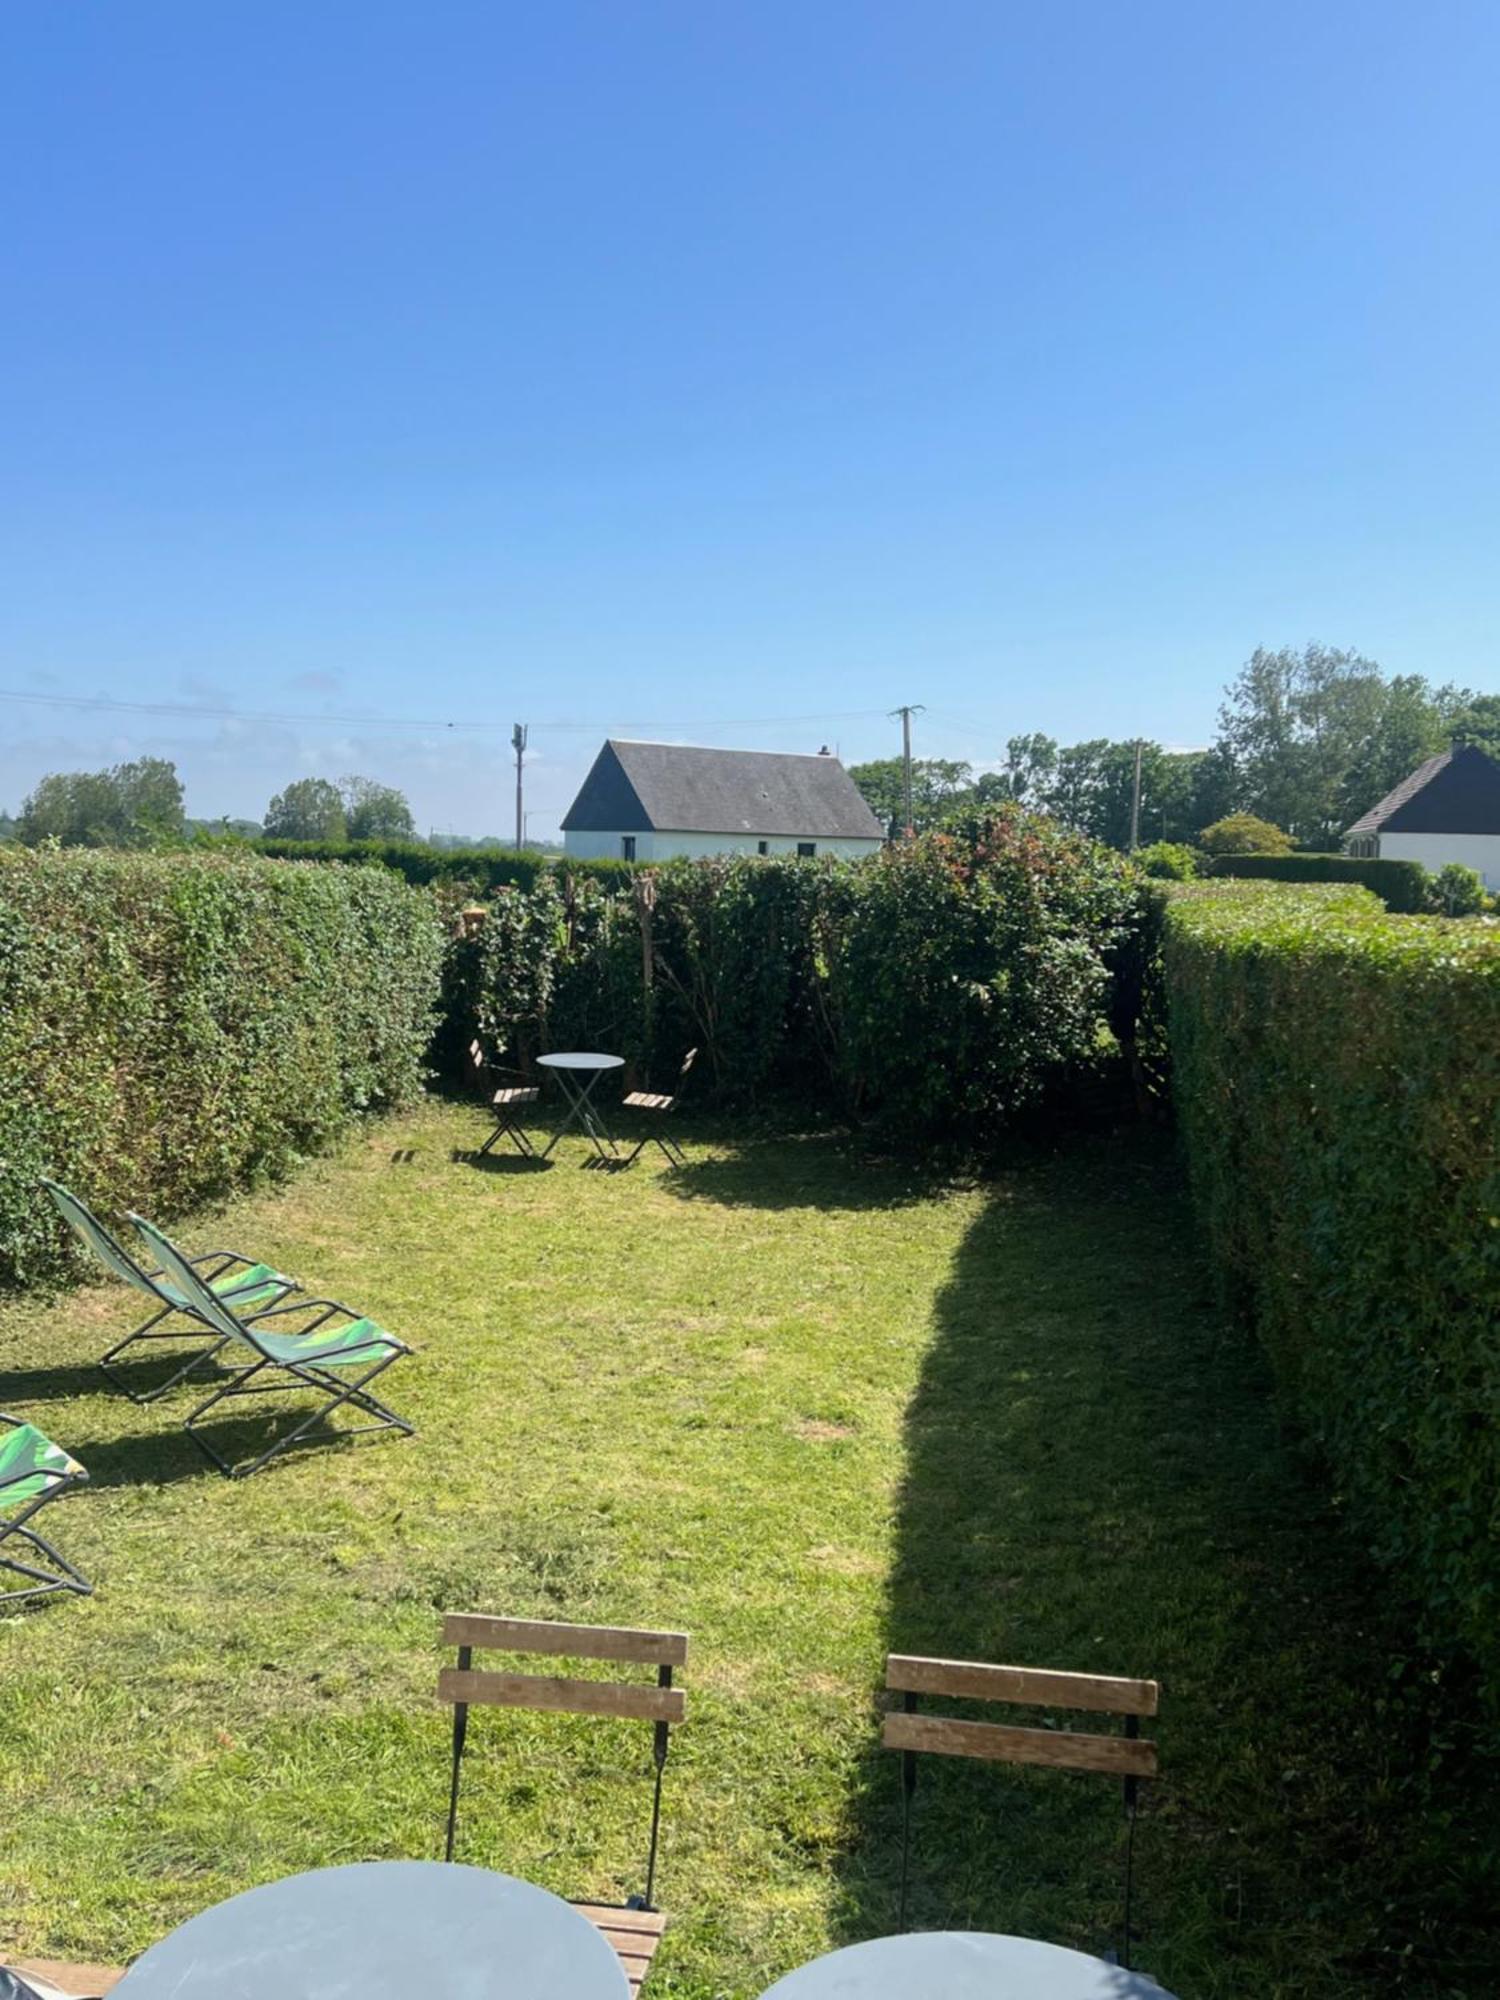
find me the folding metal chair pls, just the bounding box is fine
[620,1049,696,1168]
[40,1177,298,1403]
[127,1213,415,1480]
[0,1414,90,1608]
[439,1614,687,1990]
[881,1653,1158,1965]
[469,1039,542,1160]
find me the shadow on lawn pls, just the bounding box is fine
[666,1126,956,1213]
[829,1131,1500,1999]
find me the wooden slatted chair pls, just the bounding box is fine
[438,1614,687,1994]
[620,1048,696,1167]
[881,1652,1159,1966]
[469,1038,542,1160]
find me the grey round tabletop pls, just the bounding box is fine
[537,1052,625,1071]
[111,1861,631,2000]
[757,1932,1176,1999]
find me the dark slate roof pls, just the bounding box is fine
[1345,744,1500,837]
[561,740,886,839]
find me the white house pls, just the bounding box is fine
[560,740,886,862]
[1343,743,1500,886]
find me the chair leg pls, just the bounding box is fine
[0,1515,91,1604]
[99,1311,233,1403]
[185,1352,414,1479]
[480,1116,537,1159]
[621,1125,685,1168]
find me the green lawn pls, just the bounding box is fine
[1,1101,1494,1997]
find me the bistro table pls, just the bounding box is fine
[757,1931,1177,1999]
[111,1860,631,2000]
[538,1051,626,1160]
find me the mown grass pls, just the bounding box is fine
[0,1100,1494,1997]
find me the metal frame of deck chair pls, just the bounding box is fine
[40,1178,298,1404]
[619,1049,697,1168]
[0,1413,90,1608]
[469,1039,542,1160]
[439,1615,686,1987]
[127,1213,414,1480]
[2,1963,106,2000]
[881,1653,1159,1967]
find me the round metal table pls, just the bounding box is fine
[111,1861,631,2000]
[537,1052,625,1160]
[757,1932,1177,1999]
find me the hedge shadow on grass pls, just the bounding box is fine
[663,1128,954,1214]
[829,1132,1500,2000]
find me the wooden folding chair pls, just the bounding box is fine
[438,1614,688,1994]
[881,1653,1158,1965]
[469,1039,542,1160]
[620,1048,696,1167]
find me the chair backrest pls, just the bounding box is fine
[438,1613,688,1908]
[881,1652,1158,1957]
[41,1178,166,1304]
[126,1212,255,1348]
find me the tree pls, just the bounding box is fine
[847,757,974,833]
[1218,643,1405,848]
[1199,812,1294,856]
[342,776,415,841]
[17,758,185,848]
[263,777,347,842]
[987,733,1059,807]
[1444,690,1500,761]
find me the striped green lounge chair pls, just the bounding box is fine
[128,1213,415,1481]
[0,1414,90,1607]
[41,1178,298,1403]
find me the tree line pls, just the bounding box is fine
[850,645,1500,850]
[0,765,420,849]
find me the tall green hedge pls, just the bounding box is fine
[248,838,636,895]
[1205,850,1430,911]
[1163,882,1500,1707]
[459,810,1142,1137]
[0,849,444,1288]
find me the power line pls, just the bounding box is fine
[0,686,891,738]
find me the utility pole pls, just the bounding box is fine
[1129,738,1143,853]
[512,722,528,850]
[889,703,925,836]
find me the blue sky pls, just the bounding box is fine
[3,1,1497,836]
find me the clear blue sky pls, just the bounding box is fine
[3,1,1497,836]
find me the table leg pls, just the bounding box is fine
[541,1071,619,1160]
[572,1070,619,1159]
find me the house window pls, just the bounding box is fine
[797,842,816,858]
[757,840,769,856]
[621,836,636,861]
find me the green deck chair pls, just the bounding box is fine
[128,1213,415,1480]
[0,1414,90,1607]
[41,1178,298,1403]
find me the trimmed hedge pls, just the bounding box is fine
[249,838,636,895]
[0,848,444,1288]
[1163,882,1500,1708]
[1205,850,1430,912]
[460,809,1142,1137]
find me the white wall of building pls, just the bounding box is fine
[563,828,883,862]
[1379,831,1500,888]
